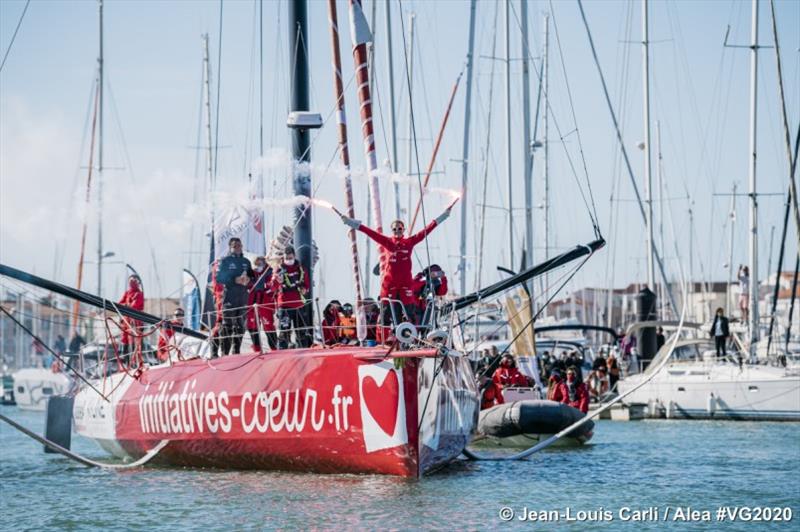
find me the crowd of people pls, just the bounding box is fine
[475,345,634,415]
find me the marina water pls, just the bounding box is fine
[1,407,797,530]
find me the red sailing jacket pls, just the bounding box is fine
[322,313,341,345]
[247,269,277,331]
[270,262,310,310]
[481,381,505,410]
[118,284,144,311]
[551,381,590,414]
[358,220,439,299]
[118,281,144,345]
[492,366,531,388]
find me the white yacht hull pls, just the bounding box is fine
[618,363,800,421]
[11,368,71,412]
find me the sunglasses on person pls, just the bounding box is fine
[391,224,405,233]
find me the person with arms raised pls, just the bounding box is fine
[339,207,451,333]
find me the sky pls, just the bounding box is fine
[1,0,798,311]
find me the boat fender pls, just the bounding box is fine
[44,395,74,454]
[666,400,675,419]
[707,392,716,415]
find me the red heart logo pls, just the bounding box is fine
[361,370,400,436]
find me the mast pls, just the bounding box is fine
[326,0,364,334]
[97,0,105,297]
[458,0,477,295]
[543,13,550,269]
[384,0,400,219]
[203,34,214,244]
[541,13,550,309]
[259,0,264,204]
[504,0,513,265]
[642,0,655,292]
[405,12,415,220]
[289,0,313,315]
[728,183,737,316]
[747,0,759,349]
[520,0,532,273]
[656,120,664,313]
[348,0,383,233]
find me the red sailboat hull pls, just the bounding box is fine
[73,347,479,477]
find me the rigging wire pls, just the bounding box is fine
[0,0,31,73]
[475,2,500,291]
[397,0,433,273]
[509,1,601,237]
[104,78,165,306]
[547,0,601,232]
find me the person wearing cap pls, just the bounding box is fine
[339,206,451,330]
[157,307,185,362]
[247,256,277,352]
[271,246,311,348]
[216,237,254,355]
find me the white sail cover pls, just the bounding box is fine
[348,0,373,46]
[214,202,266,259]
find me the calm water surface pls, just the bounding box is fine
[1,407,798,530]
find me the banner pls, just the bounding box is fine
[214,203,266,259]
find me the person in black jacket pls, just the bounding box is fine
[216,237,254,355]
[709,307,730,358]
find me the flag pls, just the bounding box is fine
[182,269,201,330]
[214,202,266,259]
[348,0,372,47]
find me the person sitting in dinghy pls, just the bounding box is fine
[492,355,532,388]
[479,375,505,410]
[551,366,589,414]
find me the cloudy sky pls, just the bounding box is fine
[1,0,798,310]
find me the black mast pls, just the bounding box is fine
[289,0,313,322]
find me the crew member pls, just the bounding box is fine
[340,208,451,331]
[118,275,144,355]
[322,300,342,345]
[362,297,380,346]
[157,307,185,362]
[411,264,448,326]
[247,256,277,352]
[339,303,357,343]
[551,366,590,413]
[710,307,730,359]
[216,237,254,355]
[271,246,311,348]
[480,376,505,410]
[492,354,532,388]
